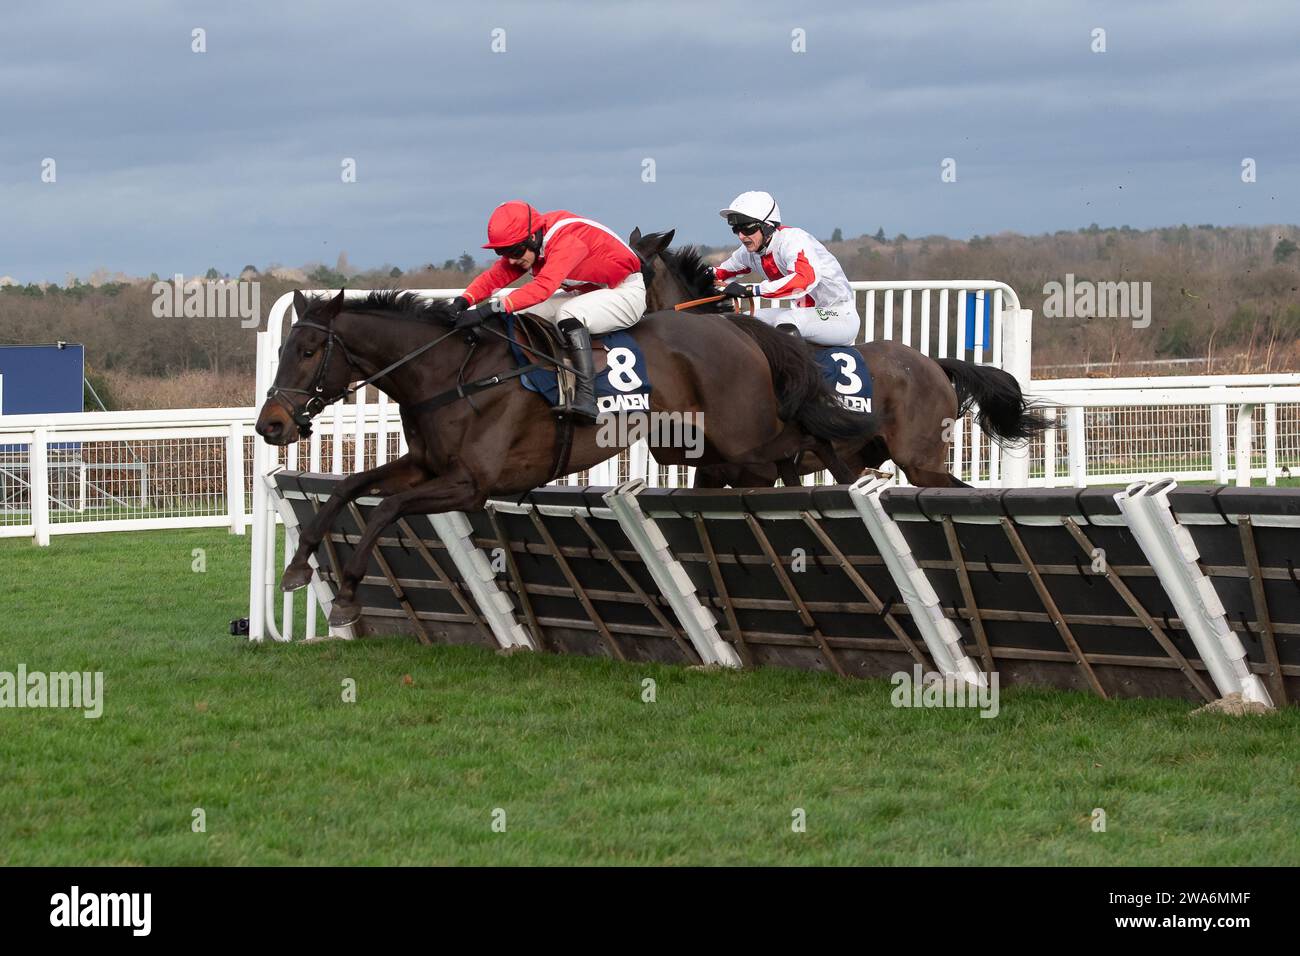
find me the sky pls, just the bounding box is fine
[1,0,1297,284]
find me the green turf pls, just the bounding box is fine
[1,529,1297,866]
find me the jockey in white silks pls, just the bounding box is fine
[711,190,861,346]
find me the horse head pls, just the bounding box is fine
[256,289,357,444]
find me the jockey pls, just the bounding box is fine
[450,200,646,424]
[711,191,861,346]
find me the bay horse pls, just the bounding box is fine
[630,230,1046,487]
[255,288,875,625]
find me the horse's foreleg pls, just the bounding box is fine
[328,471,485,626]
[282,454,429,592]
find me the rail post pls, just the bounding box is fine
[32,426,50,546]
[1234,404,1255,488]
[1210,387,1229,483]
[1265,403,1277,485]
[227,420,246,534]
[999,306,1034,487]
[1067,406,1087,487]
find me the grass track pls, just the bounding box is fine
[1,529,1297,865]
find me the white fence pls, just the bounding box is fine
[1,407,250,546]
[1029,374,1300,487]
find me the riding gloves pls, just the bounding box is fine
[455,298,502,330]
[720,281,760,300]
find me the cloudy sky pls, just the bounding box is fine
[2,0,1296,283]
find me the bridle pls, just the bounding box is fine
[265,316,461,438]
[264,321,357,437]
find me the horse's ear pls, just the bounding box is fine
[629,226,642,247]
[323,288,347,320]
[641,229,674,258]
[292,290,309,319]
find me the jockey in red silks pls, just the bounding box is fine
[711,191,861,346]
[450,200,646,424]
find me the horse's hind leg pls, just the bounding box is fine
[891,433,968,487]
[906,467,971,488]
[897,439,969,487]
[282,454,428,591]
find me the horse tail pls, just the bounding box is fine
[726,316,875,441]
[936,358,1048,444]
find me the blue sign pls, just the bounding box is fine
[0,344,84,416]
[0,344,84,454]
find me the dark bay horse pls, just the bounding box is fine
[631,230,1046,487]
[256,288,874,625]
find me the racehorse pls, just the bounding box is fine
[630,229,1046,487]
[255,288,875,625]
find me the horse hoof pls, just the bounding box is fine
[328,601,362,627]
[280,563,313,592]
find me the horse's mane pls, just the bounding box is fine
[657,245,719,300]
[304,289,460,324]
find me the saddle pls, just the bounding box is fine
[510,312,613,411]
[505,312,652,415]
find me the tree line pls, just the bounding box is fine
[1,223,1297,408]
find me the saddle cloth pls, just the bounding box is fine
[504,313,653,414]
[814,345,873,413]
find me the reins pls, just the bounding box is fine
[674,294,726,311]
[673,293,754,314]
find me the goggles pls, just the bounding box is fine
[492,240,531,258]
[728,216,765,236]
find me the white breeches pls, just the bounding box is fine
[506,272,646,335]
[750,302,861,345]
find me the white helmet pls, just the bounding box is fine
[718,190,781,227]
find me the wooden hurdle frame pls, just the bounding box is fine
[265,471,1298,707]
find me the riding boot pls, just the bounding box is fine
[557,318,600,424]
